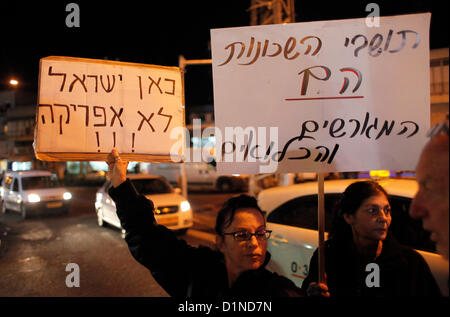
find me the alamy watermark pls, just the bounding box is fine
[169,119,279,173]
[65,3,80,28]
[365,263,380,288]
[65,263,80,287]
[365,3,380,28]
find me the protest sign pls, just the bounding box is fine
[211,13,431,174]
[34,56,185,162]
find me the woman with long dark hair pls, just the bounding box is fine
[302,181,441,296]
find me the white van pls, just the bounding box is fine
[149,161,248,192]
[0,170,72,219]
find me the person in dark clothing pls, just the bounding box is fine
[302,180,441,297]
[106,149,303,297]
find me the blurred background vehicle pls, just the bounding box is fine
[0,170,72,218]
[84,170,107,185]
[95,174,194,238]
[149,160,248,193]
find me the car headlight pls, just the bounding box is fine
[27,193,41,203]
[63,192,72,200]
[180,201,191,212]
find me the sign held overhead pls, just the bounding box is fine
[211,13,431,175]
[34,56,185,162]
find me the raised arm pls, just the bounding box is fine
[105,149,202,296]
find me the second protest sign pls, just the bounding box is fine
[211,13,431,175]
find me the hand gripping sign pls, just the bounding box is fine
[34,56,185,162]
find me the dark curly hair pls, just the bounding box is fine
[215,194,265,235]
[329,181,390,242]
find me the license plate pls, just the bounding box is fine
[47,202,63,208]
[157,216,178,225]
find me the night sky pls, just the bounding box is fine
[0,0,448,106]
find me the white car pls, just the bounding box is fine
[258,178,449,296]
[95,174,194,238]
[0,170,72,219]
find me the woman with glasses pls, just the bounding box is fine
[105,149,303,297]
[302,180,441,297]
[213,194,303,296]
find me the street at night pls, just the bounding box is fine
[0,0,448,311]
[0,186,237,296]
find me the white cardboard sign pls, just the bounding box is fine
[211,13,431,174]
[35,56,185,162]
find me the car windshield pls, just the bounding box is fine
[131,178,172,195]
[21,176,60,190]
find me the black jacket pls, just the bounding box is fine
[301,235,442,296]
[109,179,304,297]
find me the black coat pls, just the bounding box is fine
[109,179,304,297]
[301,235,442,296]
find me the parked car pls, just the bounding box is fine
[0,170,72,219]
[95,174,194,238]
[84,170,107,185]
[149,161,248,192]
[257,178,449,296]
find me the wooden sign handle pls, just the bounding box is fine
[317,172,326,284]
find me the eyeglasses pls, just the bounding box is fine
[222,230,272,241]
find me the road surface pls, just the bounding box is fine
[0,186,241,296]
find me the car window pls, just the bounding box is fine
[267,194,342,232]
[130,178,172,195]
[267,192,437,254]
[12,179,19,192]
[21,176,60,190]
[388,195,436,253]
